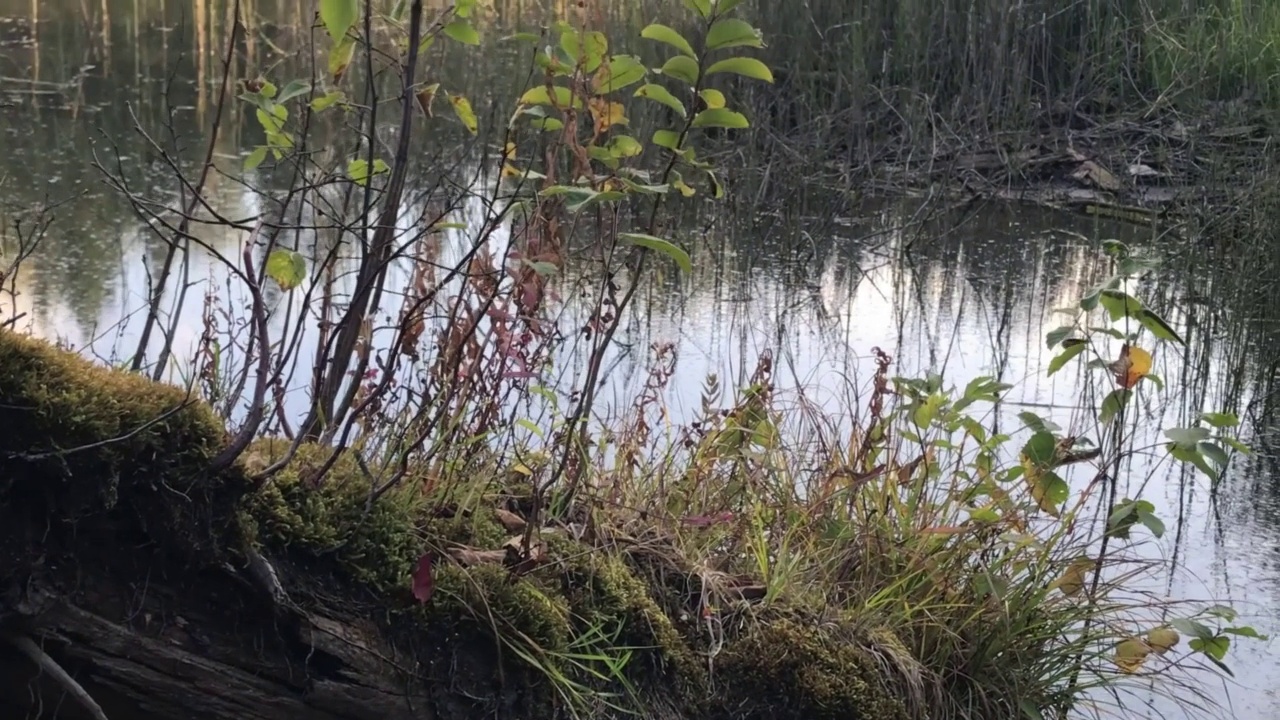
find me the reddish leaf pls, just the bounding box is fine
[411,553,435,603]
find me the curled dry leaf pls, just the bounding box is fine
[1108,344,1152,389]
[1147,626,1181,654]
[411,553,435,603]
[1052,557,1095,597]
[447,546,507,567]
[494,508,527,533]
[1114,637,1152,674]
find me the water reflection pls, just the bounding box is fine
[3,1,1280,718]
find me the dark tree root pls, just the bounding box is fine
[5,633,110,720]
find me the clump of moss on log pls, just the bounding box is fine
[0,330,910,720]
[0,330,245,562]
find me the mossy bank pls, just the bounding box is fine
[0,329,913,720]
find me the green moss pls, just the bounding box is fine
[239,439,426,593]
[429,562,573,653]
[552,536,705,689]
[714,616,910,720]
[0,331,926,720]
[0,330,242,555]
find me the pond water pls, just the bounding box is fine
[2,1,1280,718]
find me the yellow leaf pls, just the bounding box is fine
[699,88,726,110]
[1114,638,1151,674]
[329,36,356,82]
[1109,344,1152,389]
[1050,557,1094,597]
[674,178,696,197]
[512,463,533,476]
[589,97,627,133]
[1147,627,1180,654]
[501,163,524,178]
[448,92,478,134]
[416,82,439,118]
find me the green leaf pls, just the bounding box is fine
[347,158,389,186]
[1045,325,1075,349]
[277,80,311,103]
[698,88,727,109]
[682,0,712,17]
[328,35,356,80]
[1100,389,1130,425]
[618,233,692,273]
[1171,618,1217,641]
[1031,471,1070,517]
[516,418,545,438]
[311,90,344,111]
[320,0,359,42]
[660,56,700,85]
[705,56,774,83]
[1204,605,1239,622]
[1223,437,1252,455]
[559,27,580,59]
[447,93,478,134]
[1137,509,1165,538]
[640,23,696,58]
[256,105,287,134]
[541,186,626,213]
[1022,431,1058,467]
[1137,309,1184,344]
[1170,444,1218,481]
[1223,626,1268,640]
[706,169,724,198]
[593,55,647,94]
[1099,290,1143,321]
[580,31,608,72]
[520,85,579,109]
[1197,441,1229,470]
[692,108,749,129]
[1199,412,1239,428]
[1047,342,1087,376]
[634,83,687,117]
[1165,427,1211,447]
[244,146,268,171]
[1189,635,1231,661]
[607,135,644,158]
[530,117,564,132]
[652,129,682,150]
[442,19,480,45]
[265,248,307,290]
[1018,412,1059,434]
[706,18,764,50]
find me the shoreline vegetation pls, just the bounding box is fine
[0,0,1275,719]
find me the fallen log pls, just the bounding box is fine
[0,329,914,720]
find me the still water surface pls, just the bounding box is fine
[2,2,1279,717]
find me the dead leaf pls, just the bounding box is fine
[1070,160,1121,191]
[1114,637,1152,674]
[447,546,506,566]
[416,83,439,118]
[1147,626,1180,654]
[412,553,435,603]
[1051,557,1094,597]
[1108,344,1152,389]
[494,508,527,533]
